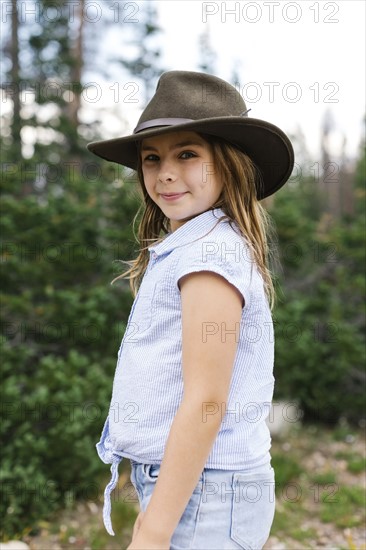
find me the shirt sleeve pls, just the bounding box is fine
[173,234,257,309]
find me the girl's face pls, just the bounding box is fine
[141,131,223,232]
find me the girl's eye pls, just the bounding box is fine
[143,154,159,162]
[179,151,196,159]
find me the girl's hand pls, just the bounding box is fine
[127,511,170,549]
[127,537,169,550]
[131,510,144,540]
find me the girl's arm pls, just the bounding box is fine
[128,270,243,548]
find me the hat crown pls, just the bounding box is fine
[138,71,247,125]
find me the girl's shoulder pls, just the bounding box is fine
[181,216,252,264]
[173,217,257,287]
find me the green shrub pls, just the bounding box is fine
[271,161,365,424]
[1,169,139,537]
[1,342,114,537]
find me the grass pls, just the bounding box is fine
[320,485,365,529]
[89,500,137,550]
[332,423,359,442]
[334,451,366,474]
[272,501,318,544]
[310,471,338,485]
[88,470,139,549]
[271,452,304,491]
[290,526,319,543]
[347,457,366,474]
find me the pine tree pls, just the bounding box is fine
[198,25,217,74]
[118,1,164,103]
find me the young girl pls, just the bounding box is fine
[87,70,294,550]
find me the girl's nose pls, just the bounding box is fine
[157,164,177,183]
[158,173,175,183]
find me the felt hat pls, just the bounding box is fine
[87,70,294,199]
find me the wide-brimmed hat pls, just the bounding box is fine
[87,70,294,199]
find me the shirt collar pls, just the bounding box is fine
[148,207,228,257]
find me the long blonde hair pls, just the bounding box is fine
[113,133,277,309]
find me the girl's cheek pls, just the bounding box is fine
[142,168,152,180]
[199,175,213,189]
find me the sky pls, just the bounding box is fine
[90,0,365,164]
[154,0,366,161]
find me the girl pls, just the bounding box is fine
[87,70,294,550]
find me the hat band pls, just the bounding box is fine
[133,118,194,134]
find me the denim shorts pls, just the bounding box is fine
[130,460,276,550]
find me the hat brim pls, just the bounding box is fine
[87,117,294,200]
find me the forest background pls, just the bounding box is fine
[1,0,365,545]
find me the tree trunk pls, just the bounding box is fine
[68,0,84,128]
[10,0,21,159]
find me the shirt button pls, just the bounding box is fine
[152,252,157,259]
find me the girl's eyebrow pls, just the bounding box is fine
[141,140,205,152]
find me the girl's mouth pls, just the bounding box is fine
[161,193,186,201]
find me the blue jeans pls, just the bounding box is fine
[130,460,276,549]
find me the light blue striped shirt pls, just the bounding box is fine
[96,207,275,535]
